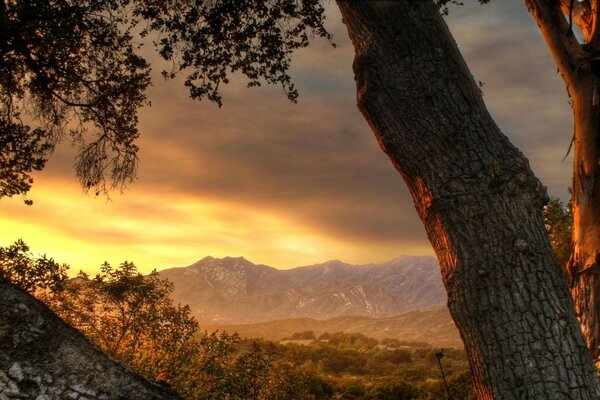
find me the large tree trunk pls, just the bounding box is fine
[570,74,600,360]
[523,0,600,361]
[568,94,600,358]
[336,1,600,398]
[568,54,600,358]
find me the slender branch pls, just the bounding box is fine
[588,0,600,49]
[527,0,583,93]
[559,0,600,51]
[560,0,588,37]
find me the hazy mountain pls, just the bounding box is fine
[202,306,461,348]
[159,255,446,324]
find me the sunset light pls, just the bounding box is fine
[2,1,598,399]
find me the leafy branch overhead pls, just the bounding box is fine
[0,0,331,198]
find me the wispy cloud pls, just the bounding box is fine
[0,2,573,271]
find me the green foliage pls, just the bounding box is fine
[376,349,413,365]
[0,0,331,197]
[544,196,573,275]
[326,332,379,350]
[1,242,471,399]
[289,330,317,340]
[43,261,199,382]
[368,382,421,400]
[380,338,400,348]
[266,332,471,399]
[40,260,313,399]
[0,239,68,292]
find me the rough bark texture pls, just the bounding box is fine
[525,0,600,360]
[0,282,182,400]
[336,1,600,398]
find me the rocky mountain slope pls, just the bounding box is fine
[159,256,445,324]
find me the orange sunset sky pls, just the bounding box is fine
[0,2,575,274]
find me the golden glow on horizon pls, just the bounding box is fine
[0,178,433,275]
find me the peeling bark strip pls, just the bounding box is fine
[336,1,600,398]
[526,0,600,360]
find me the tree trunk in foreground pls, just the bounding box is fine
[0,282,181,399]
[336,1,600,398]
[570,86,600,360]
[525,0,600,361]
[525,0,600,358]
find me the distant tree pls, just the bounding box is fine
[0,239,67,292]
[170,331,240,400]
[380,338,400,348]
[290,330,317,340]
[544,196,573,279]
[387,349,413,365]
[327,332,378,350]
[369,381,421,400]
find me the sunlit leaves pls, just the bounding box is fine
[0,239,68,292]
[43,261,313,399]
[46,261,200,382]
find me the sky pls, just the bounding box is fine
[0,1,575,274]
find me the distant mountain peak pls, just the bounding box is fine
[322,259,347,265]
[192,255,256,268]
[159,255,445,325]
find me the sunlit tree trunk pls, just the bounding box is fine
[571,89,600,360]
[526,0,600,360]
[336,0,600,398]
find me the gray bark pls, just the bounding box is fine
[0,282,181,400]
[336,0,600,398]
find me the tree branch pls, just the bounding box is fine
[526,0,583,92]
[587,0,600,49]
[560,1,595,41]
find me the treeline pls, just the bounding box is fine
[0,240,471,399]
[0,240,312,399]
[256,332,471,399]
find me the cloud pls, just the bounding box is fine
[1,2,575,271]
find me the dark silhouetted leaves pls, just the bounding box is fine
[1,0,330,197]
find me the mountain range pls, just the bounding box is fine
[159,255,446,325]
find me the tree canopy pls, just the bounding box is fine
[0,0,331,198]
[0,239,67,292]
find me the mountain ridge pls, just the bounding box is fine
[159,255,446,325]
